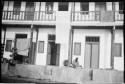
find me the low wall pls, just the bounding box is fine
[6,64,92,83]
[1,63,8,75]
[93,69,124,83]
[1,63,124,83]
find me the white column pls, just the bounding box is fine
[40,2,45,20]
[20,2,26,20]
[3,1,9,11]
[35,2,40,20]
[53,2,58,12]
[75,2,80,11]
[89,2,95,20]
[106,2,112,11]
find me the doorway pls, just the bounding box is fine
[84,36,100,68]
[25,2,35,20]
[95,2,106,21]
[46,35,60,66]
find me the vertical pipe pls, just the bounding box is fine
[34,28,39,64]
[3,26,6,45]
[68,28,74,66]
[68,28,72,66]
[111,26,115,69]
[29,24,33,64]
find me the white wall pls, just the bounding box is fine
[8,1,13,11]
[73,29,111,69]
[114,29,124,71]
[3,1,8,11]
[3,28,31,59]
[1,29,4,44]
[55,2,72,66]
[106,2,112,11]
[35,28,55,65]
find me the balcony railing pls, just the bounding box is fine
[2,11,56,21]
[71,11,124,22]
[71,11,101,21]
[115,11,124,21]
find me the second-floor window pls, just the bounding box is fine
[13,1,21,15]
[58,2,69,11]
[45,2,54,14]
[80,2,89,14]
[119,2,123,14]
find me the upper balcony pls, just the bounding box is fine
[2,10,124,26]
[2,11,56,25]
[71,10,124,26]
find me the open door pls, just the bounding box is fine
[46,35,60,66]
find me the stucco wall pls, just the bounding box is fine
[73,29,111,69]
[114,29,124,71]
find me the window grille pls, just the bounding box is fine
[58,2,69,11]
[86,36,99,42]
[45,2,53,14]
[13,1,21,15]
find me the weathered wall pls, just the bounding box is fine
[93,69,124,83]
[1,64,123,83]
[1,63,8,75]
[6,64,92,83]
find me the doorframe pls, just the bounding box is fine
[84,42,100,68]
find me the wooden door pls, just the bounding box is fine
[56,44,60,66]
[46,42,51,65]
[84,43,99,68]
[84,43,91,68]
[91,44,99,68]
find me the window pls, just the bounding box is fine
[13,1,21,15]
[38,41,44,53]
[80,2,89,14]
[112,43,122,57]
[58,2,69,11]
[48,34,55,40]
[74,42,81,55]
[86,36,100,42]
[5,40,12,51]
[119,2,123,14]
[45,2,53,14]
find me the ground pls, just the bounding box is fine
[1,75,77,84]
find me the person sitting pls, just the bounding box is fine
[72,58,80,68]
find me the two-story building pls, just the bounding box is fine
[1,1,124,71]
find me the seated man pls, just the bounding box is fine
[72,58,80,68]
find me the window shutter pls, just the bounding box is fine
[5,40,12,52]
[74,42,81,55]
[112,43,122,57]
[38,41,44,53]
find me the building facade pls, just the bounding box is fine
[1,1,124,71]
